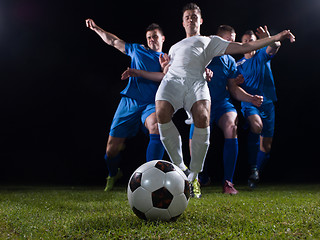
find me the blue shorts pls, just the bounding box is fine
[241,101,275,138]
[210,99,237,125]
[189,98,236,139]
[109,97,155,138]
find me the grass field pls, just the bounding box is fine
[0,183,319,239]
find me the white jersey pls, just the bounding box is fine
[165,35,230,80]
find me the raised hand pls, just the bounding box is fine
[256,25,270,39]
[275,30,296,43]
[159,53,170,70]
[85,19,97,30]
[205,68,213,82]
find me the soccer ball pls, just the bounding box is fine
[127,160,190,221]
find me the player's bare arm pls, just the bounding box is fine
[121,68,164,82]
[225,29,295,55]
[121,53,171,82]
[86,18,126,53]
[256,25,281,55]
[228,76,263,107]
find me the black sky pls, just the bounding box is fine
[1,0,320,184]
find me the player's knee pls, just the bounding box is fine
[106,143,122,158]
[229,123,238,137]
[156,107,171,124]
[148,122,159,134]
[250,122,262,134]
[261,141,272,153]
[222,121,237,138]
[194,112,210,128]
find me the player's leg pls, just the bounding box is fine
[189,123,211,187]
[184,79,211,198]
[144,111,165,161]
[105,136,125,173]
[190,100,210,176]
[188,100,211,198]
[104,97,141,191]
[247,114,263,168]
[257,102,275,171]
[257,136,273,170]
[218,111,239,194]
[156,100,187,172]
[246,113,263,188]
[104,136,125,191]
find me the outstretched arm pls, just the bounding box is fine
[228,75,263,107]
[121,68,164,82]
[86,18,126,54]
[225,29,295,55]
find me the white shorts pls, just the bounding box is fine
[155,77,211,114]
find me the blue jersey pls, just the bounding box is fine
[121,43,163,104]
[207,55,238,102]
[236,47,277,103]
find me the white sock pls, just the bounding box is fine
[188,171,198,182]
[190,126,210,174]
[158,121,186,171]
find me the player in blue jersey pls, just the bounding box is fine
[236,26,282,188]
[188,25,263,195]
[86,19,165,191]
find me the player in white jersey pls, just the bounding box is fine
[122,3,295,198]
[155,3,295,198]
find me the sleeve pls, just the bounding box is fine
[125,43,137,57]
[208,35,230,58]
[259,47,274,61]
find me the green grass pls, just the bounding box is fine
[0,184,319,239]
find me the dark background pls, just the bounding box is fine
[1,0,319,185]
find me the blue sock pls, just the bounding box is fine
[257,150,270,171]
[247,131,260,169]
[104,153,121,177]
[223,138,238,182]
[146,134,165,162]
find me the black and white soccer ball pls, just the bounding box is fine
[127,160,190,221]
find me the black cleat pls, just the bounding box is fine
[248,168,259,189]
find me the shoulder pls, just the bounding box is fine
[223,54,236,63]
[209,35,229,44]
[125,43,148,55]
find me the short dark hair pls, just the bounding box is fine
[182,3,201,16]
[146,23,164,35]
[216,25,235,35]
[243,30,255,37]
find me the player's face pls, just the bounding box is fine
[182,10,203,36]
[241,34,257,43]
[241,34,257,55]
[146,29,165,52]
[221,32,236,42]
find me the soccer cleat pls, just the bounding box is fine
[198,173,211,187]
[248,168,259,189]
[223,180,238,195]
[189,178,202,198]
[104,168,123,192]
